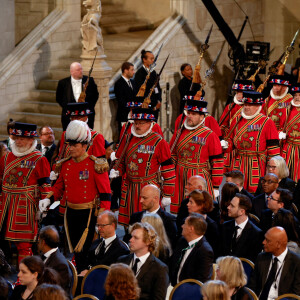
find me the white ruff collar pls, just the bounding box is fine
[184,117,205,130]
[11,139,37,157]
[291,99,300,107]
[131,122,154,137]
[241,106,262,120]
[270,87,288,100]
[233,94,243,105]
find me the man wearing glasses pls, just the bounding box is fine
[37,126,56,165]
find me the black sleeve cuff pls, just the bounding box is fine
[38,177,51,186]
[266,139,279,146]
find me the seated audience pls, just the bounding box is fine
[220,183,239,224]
[251,173,279,219]
[248,227,300,298]
[105,263,140,300]
[255,155,296,195]
[225,170,253,200]
[202,280,230,300]
[32,284,68,300]
[216,256,252,299]
[169,213,214,286]
[124,184,177,249]
[118,222,169,300]
[221,193,264,263]
[141,214,172,264]
[294,179,300,218]
[0,276,9,300]
[80,211,130,275]
[273,208,300,254]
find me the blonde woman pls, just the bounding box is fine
[216,256,252,299]
[202,280,230,300]
[141,214,172,264]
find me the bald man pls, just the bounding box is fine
[248,227,300,298]
[56,61,99,130]
[123,184,177,249]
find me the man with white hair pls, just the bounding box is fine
[42,120,111,272]
[0,122,51,263]
[56,62,99,130]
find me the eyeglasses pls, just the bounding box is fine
[267,195,281,202]
[134,121,149,126]
[267,165,277,169]
[261,179,278,184]
[41,132,54,136]
[96,223,112,228]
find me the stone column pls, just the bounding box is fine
[80,0,112,139]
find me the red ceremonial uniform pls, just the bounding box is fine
[115,131,175,226]
[57,130,106,160]
[262,93,293,132]
[226,113,280,193]
[281,104,300,181]
[175,114,222,139]
[0,151,51,242]
[119,122,163,139]
[169,123,224,214]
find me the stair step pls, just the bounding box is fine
[38,79,59,90]
[29,90,56,102]
[48,69,70,80]
[105,49,132,61]
[102,4,128,14]
[19,101,61,115]
[100,12,137,25]
[8,112,62,128]
[102,21,153,35]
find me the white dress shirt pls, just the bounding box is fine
[43,247,58,263]
[130,252,151,276]
[71,76,82,102]
[235,217,248,238]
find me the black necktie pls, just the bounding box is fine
[259,257,278,300]
[128,80,133,90]
[95,240,105,256]
[132,258,140,275]
[41,254,47,261]
[231,225,240,253]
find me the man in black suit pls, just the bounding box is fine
[36,126,56,165]
[169,213,214,286]
[225,170,254,201]
[251,173,279,219]
[56,62,99,130]
[134,50,162,119]
[220,193,264,263]
[118,222,169,300]
[114,62,136,134]
[123,184,177,249]
[38,225,72,293]
[80,211,130,276]
[248,227,300,298]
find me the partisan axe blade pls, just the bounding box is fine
[291,29,299,48]
[156,53,170,78]
[204,41,225,79]
[201,24,213,52]
[149,42,164,72]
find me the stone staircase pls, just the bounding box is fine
[1,0,156,139]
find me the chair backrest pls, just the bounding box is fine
[169,279,203,300]
[81,265,110,300]
[244,287,258,300]
[67,260,78,297]
[249,213,260,224]
[292,203,298,214]
[120,240,130,250]
[276,294,300,300]
[73,294,99,300]
[211,263,217,280]
[239,257,254,284]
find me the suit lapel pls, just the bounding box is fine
[67,77,75,102]
[278,251,292,292]
[137,254,153,280]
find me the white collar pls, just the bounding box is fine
[71,76,82,83]
[143,65,150,73]
[44,247,58,259]
[270,87,288,100]
[233,94,243,105]
[122,75,130,83]
[131,122,154,137]
[188,235,203,247]
[11,139,37,157]
[291,99,300,107]
[241,106,262,120]
[42,144,53,150]
[273,247,288,263]
[103,234,116,247]
[145,207,160,215]
[184,117,205,130]
[235,217,248,230]
[134,251,150,263]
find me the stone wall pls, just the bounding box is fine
[0,0,15,62]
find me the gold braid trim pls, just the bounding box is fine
[89,155,109,173]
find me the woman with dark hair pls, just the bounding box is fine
[220,182,239,224]
[32,284,68,300]
[105,263,140,300]
[273,208,300,254]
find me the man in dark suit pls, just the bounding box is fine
[38,225,72,293]
[36,126,56,165]
[56,62,99,130]
[221,193,264,263]
[248,227,300,298]
[251,173,279,219]
[118,222,169,300]
[80,211,130,276]
[134,50,162,119]
[123,184,177,249]
[169,213,214,286]
[114,62,136,134]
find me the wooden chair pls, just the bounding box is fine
[276,294,300,300]
[67,260,78,297]
[244,287,258,300]
[169,279,203,300]
[211,263,217,280]
[249,213,260,224]
[73,294,99,300]
[239,257,254,284]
